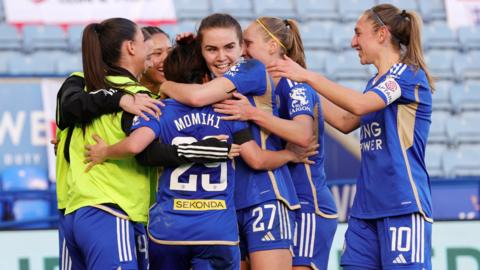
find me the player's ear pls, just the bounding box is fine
[378,26,389,44]
[241,41,247,56]
[268,39,277,55]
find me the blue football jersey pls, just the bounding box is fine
[131,99,248,245]
[352,63,433,221]
[223,58,300,211]
[276,77,337,218]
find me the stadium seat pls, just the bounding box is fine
[0,23,22,50]
[446,113,480,146]
[331,23,355,51]
[67,25,85,52]
[453,51,480,81]
[1,166,51,228]
[57,52,82,76]
[431,81,453,111]
[177,20,198,34]
[305,50,328,72]
[429,111,449,144]
[0,0,4,21]
[380,0,418,11]
[424,50,455,81]
[238,20,252,31]
[325,51,370,80]
[338,0,375,22]
[443,146,480,177]
[7,51,59,76]
[337,80,365,93]
[0,51,20,75]
[0,51,23,75]
[12,199,51,228]
[295,0,338,21]
[458,25,480,51]
[425,144,446,177]
[254,0,296,18]
[418,0,447,22]
[450,81,480,113]
[1,166,49,191]
[23,25,68,52]
[158,24,177,39]
[423,22,459,51]
[174,0,210,20]
[212,0,253,19]
[300,21,333,50]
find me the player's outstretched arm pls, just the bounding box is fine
[84,127,156,171]
[84,131,234,170]
[160,77,236,107]
[213,92,314,147]
[239,140,317,171]
[136,136,233,167]
[320,97,361,134]
[58,75,162,128]
[267,55,386,116]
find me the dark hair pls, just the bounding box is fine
[365,4,435,91]
[256,17,306,68]
[142,26,170,40]
[163,36,208,84]
[197,13,243,46]
[82,17,140,92]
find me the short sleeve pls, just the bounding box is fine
[231,119,250,135]
[130,105,163,139]
[370,75,402,105]
[286,84,316,119]
[223,58,267,96]
[231,120,252,144]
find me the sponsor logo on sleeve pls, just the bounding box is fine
[374,77,401,105]
[132,115,140,127]
[289,87,311,114]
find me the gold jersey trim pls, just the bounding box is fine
[92,204,130,220]
[396,84,433,223]
[304,164,338,219]
[308,102,338,218]
[148,231,239,246]
[253,72,300,211]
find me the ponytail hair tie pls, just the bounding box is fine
[93,23,103,34]
[400,10,408,18]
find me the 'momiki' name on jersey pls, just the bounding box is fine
[174,112,222,131]
[360,121,383,152]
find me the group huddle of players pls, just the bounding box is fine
[56,3,434,270]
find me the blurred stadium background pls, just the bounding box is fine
[0,0,479,269]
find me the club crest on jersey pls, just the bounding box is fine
[375,76,401,105]
[224,57,246,77]
[132,115,140,127]
[289,87,311,114]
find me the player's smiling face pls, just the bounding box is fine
[200,27,243,78]
[143,33,171,85]
[243,23,275,66]
[351,15,379,65]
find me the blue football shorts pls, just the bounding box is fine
[341,212,432,270]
